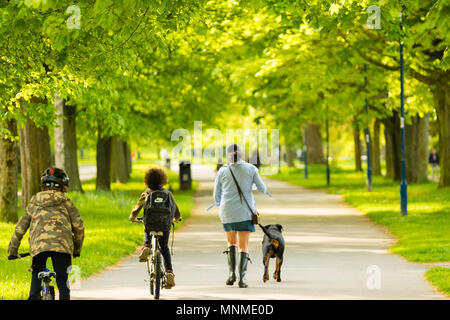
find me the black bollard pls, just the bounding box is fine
[179,161,192,190]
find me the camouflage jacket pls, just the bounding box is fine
[129,188,181,222]
[8,190,85,258]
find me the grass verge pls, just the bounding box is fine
[267,164,450,297]
[426,267,450,296]
[0,161,197,300]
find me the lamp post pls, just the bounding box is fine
[304,126,308,179]
[399,9,407,215]
[364,64,373,192]
[326,105,330,186]
[276,119,281,174]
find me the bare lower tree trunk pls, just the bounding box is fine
[96,131,112,191]
[305,123,325,164]
[405,114,429,183]
[383,112,402,181]
[0,118,19,222]
[19,118,52,207]
[433,80,450,187]
[285,145,296,167]
[124,141,132,179]
[54,96,83,192]
[110,136,129,184]
[384,123,393,179]
[417,114,430,183]
[371,119,381,176]
[353,121,362,172]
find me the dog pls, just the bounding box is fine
[259,224,284,282]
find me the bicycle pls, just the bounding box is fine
[134,217,168,300]
[8,253,56,300]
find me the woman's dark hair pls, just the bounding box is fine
[144,167,168,189]
[226,143,242,163]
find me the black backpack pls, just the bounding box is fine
[143,188,174,232]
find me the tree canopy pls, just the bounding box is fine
[0,0,448,187]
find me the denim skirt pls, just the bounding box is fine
[222,220,255,232]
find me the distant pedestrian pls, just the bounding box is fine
[249,149,261,169]
[429,148,440,179]
[160,148,168,165]
[213,143,271,288]
[297,149,303,162]
[216,158,223,172]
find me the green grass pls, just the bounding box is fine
[426,267,450,296]
[268,164,450,297]
[0,161,197,300]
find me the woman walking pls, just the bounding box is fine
[213,143,271,288]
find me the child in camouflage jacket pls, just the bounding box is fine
[8,168,84,300]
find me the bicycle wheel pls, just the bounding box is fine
[48,286,55,300]
[148,258,155,296]
[42,283,55,300]
[154,252,162,300]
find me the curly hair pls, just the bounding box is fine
[144,167,168,189]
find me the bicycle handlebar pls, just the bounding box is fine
[130,217,144,223]
[8,253,30,260]
[131,217,182,223]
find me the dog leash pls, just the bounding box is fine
[258,223,274,239]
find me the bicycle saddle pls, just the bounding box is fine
[149,231,164,236]
[38,271,56,279]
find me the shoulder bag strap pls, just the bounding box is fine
[229,167,254,214]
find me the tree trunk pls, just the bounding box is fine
[0,118,19,222]
[371,118,381,176]
[353,121,362,172]
[96,132,112,191]
[54,96,83,192]
[285,145,296,167]
[305,123,325,164]
[19,118,52,207]
[382,112,402,181]
[417,114,430,183]
[124,141,132,179]
[433,80,450,187]
[384,124,393,179]
[405,114,429,183]
[110,137,129,184]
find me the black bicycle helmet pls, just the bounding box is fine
[41,168,69,188]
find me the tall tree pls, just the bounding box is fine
[110,136,129,184]
[96,128,111,192]
[0,117,19,222]
[353,121,363,172]
[54,95,83,192]
[371,119,382,176]
[305,123,325,164]
[19,116,52,207]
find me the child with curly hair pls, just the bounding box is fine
[129,167,181,289]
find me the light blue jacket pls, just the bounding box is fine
[212,160,271,224]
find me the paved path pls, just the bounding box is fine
[79,165,97,181]
[71,164,446,300]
